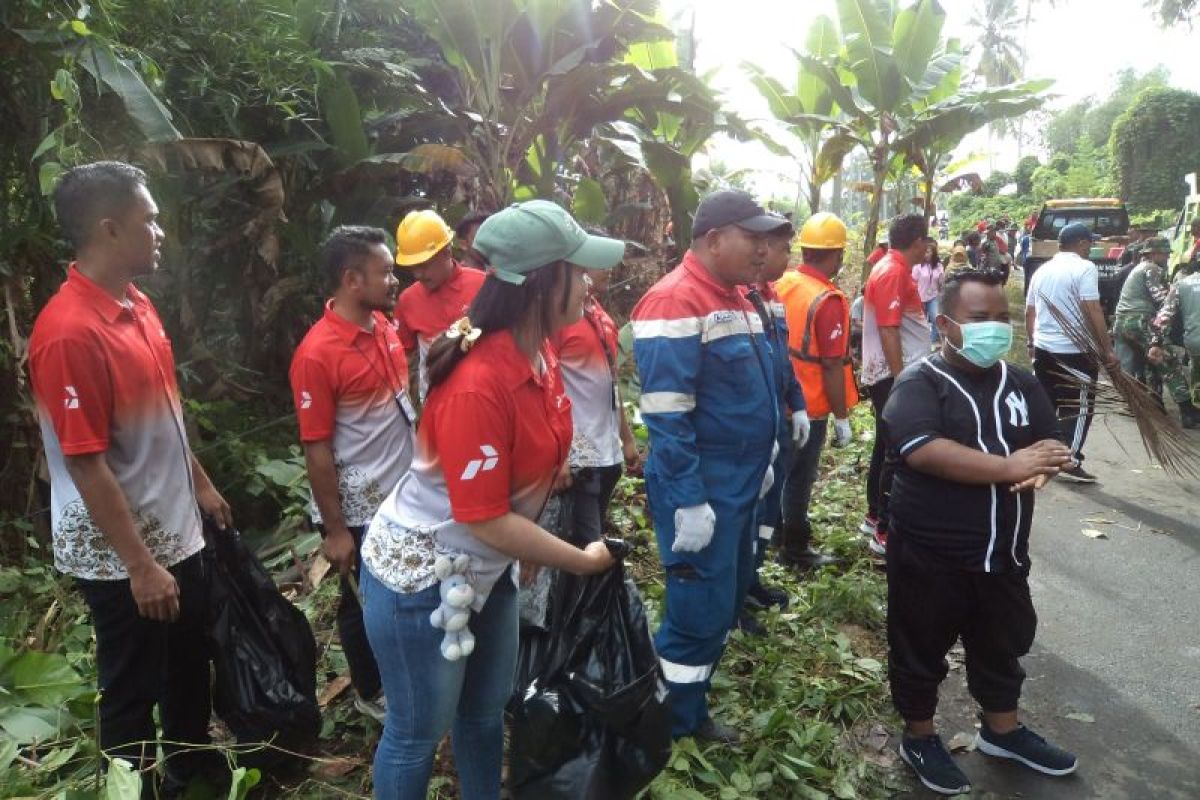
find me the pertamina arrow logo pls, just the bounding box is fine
[460,445,499,480]
[300,391,313,410]
[63,386,80,410]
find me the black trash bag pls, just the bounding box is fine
[508,547,671,800]
[203,524,320,766]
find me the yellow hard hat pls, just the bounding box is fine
[797,212,848,250]
[395,209,453,266]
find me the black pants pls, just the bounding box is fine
[781,417,829,553]
[866,377,894,522]
[886,532,1037,722]
[567,464,623,546]
[320,524,383,701]
[76,552,214,786]
[1033,348,1097,464]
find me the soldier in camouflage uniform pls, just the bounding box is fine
[1113,237,1199,426]
[1150,266,1200,428]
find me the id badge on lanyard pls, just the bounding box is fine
[395,389,417,427]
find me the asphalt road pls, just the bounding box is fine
[898,411,1200,799]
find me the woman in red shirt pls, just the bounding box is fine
[360,200,624,800]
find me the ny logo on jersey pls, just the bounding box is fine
[1005,390,1030,427]
[299,391,313,410]
[63,385,80,410]
[461,445,500,480]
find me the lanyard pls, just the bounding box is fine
[351,325,413,427]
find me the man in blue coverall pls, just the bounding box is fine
[739,217,813,635]
[632,190,786,742]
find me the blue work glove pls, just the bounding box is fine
[672,503,716,553]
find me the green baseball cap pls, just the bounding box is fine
[1143,236,1172,254]
[473,199,625,285]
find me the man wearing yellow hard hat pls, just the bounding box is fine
[775,212,859,570]
[393,209,485,399]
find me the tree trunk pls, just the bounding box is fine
[808,171,822,215]
[831,169,843,216]
[861,162,888,280]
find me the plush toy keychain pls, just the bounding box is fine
[429,553,476,661]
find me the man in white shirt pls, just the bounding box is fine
[1025,223,1121,483]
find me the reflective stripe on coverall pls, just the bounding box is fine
[633,252,776,736]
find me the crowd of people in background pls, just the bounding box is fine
[53,160,1200,798]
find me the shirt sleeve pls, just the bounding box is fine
[1078,263,1101,302]
[882,366,945,460]
[869,268,907,327]
[632,295,707,509]
[1023,372,1063,442]
[393,297,418,352]
[29,336,113,455]
[812,295,849,358]
[289,353,337,442]
[431,390,514,522]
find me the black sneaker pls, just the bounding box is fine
[736,609,767,637]
[975,723,1078,776]
[1058,465,1097,484]
[899,734,971,796]
[747,581,789,609]
[694,717,741,745]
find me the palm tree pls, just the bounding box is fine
[970,0,1025,88]
[970,0,1026,148]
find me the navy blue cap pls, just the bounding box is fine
[692,190,789,238]
[1059,223,1101,246]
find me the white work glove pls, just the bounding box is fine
[759,464,775,499]
[791,410,811,447]
[833,417,852,448]
[672,503,717,553]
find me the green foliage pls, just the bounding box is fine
[1013,155,1040,196]
[1111,86,1200,213]
[945,194,1036,238]
[1042,67,1170,155]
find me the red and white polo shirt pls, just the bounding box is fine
[551,296,622,468]
[29,266,202,580]
[393,262,485,398]
[362,330,572,607]
[290,302,415,527]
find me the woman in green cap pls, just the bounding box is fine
[359,200,625,799]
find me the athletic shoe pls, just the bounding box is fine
[354,692,387,723]
[868,527,887,557]
[899,734,971,796]
[859,514,879,537]
[747,582,790,609]
[736,609,767,637]
[694,717,741,745]
[975,723,1078,776]
[1058,465,1097,483]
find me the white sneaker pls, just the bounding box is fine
[354,692,387,723]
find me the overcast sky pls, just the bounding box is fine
[663,0,1199,201]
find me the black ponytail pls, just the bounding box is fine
[425,260,571,390]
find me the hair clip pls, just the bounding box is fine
[445,316,482,353]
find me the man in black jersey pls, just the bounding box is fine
[882,270,1079,795]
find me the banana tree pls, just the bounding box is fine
[403,0,679,208]
[742,14,851,214]
[789,0,1049,266]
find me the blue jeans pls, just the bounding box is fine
[923,298,939,343]
[361,565,518,800]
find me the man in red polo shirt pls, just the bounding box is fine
[393,209,485,400]
[860,214,932,555]
[290,226,415,722]
[29,162,231,792]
